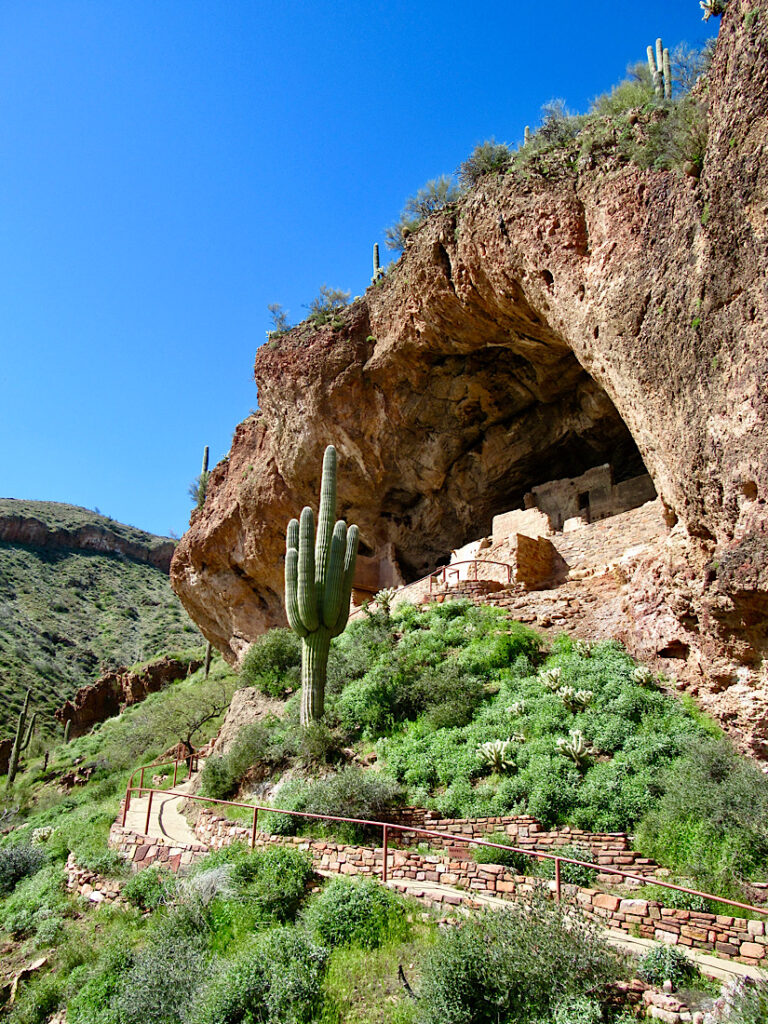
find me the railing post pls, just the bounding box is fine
[554,857,561,902]
[172,759,178,787]
[251,807,258,849]
[144,789,153,836]
[382,825,388,883]
[139,767,145,796]
[122,785,130,826]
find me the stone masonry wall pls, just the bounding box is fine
[187,809,768,967]
[384,809,661,880]
[552,500,666,574]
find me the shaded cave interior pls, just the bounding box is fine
[351,340,656,592]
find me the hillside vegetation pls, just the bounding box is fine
[206,601,768,904]
[0,501,201,727]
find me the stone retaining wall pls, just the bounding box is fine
[385,809,661,880]
[185,809,768,967]
[65,853,124,904]
[109,820,208,872]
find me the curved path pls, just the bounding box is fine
[122,774,198,845]
[124,783,766,988]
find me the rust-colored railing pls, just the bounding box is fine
[428,559,514,591]
[121,769,768,917]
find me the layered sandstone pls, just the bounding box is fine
[171,1,768,746]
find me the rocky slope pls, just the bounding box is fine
[0,501,202,729]
[171,1,768,749]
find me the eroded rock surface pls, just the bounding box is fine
[55,655,202,738]
[172,0,768,747]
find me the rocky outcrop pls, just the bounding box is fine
[0,500,175,572]
[55,655,202,737]
[171,2,768,744]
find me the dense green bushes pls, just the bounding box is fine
[638,944,697,988]
[190,927,327,1024]
[0,842,45,894]
[416,897,626,1024]
[240,628,301,697]
[263,766,404,842]
[302,876,411,950]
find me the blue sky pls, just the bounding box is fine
[0,1,715,538]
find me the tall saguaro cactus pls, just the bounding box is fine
[647,38,672,100]
[284,446,359,725]
[6,689,37,788]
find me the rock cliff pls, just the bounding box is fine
[171,1,768,747]
[0,500,175,572]
[55,654,203,738]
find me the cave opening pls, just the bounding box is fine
[377,341,656,583]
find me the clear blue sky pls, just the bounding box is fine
[0,1,714,538]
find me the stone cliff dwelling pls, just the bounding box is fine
[351,463,661,608]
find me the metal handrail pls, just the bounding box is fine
[125,754,198,800]
[120,776,768,917]
[429,559,514,592]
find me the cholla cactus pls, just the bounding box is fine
[538,667,563,692]
[556,730,596,769]
[574,639,592,658]
[374,587,397,616]
[700,0,727,20]
[507,700,526,718]
[558,687,594,713]
[633,665,656,687]
[477,739,515,773]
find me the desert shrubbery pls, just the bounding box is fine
[302,876,411,950]
[416,897,626,1024]
[240,627,301,697]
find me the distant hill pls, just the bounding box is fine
[0,499,202,731]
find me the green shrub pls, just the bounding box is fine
[122,865,176,910]
[296,721,344,768]
[189,927,327,1024]
[240,628,301,697]
[200,720,286,799]
[303,876,410,950]
[458,139,512,188]
[638,944,697,988]
[265,767,404,842]
[248,846,313,920]
[0,864,70,938]
[199,754,237,799]
[417,897,626,1024]
[307,285,350,327]
[190,843,312,921]
[636,737,768,890]
[537,845,597,887]
[0,842,45,894]
[473,832,531,874]
[384,176,461,253]
[112,936,208,1024]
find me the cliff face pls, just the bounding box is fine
[171,1,768,744]
[0,500,175,572]
[54,654,203,738]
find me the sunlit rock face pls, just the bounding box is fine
[172,0,768,752]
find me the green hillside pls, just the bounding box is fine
[0,501,202,730]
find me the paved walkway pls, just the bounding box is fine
[126,781,766,986]
[385,876,767,984]
[123,775,198,845]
